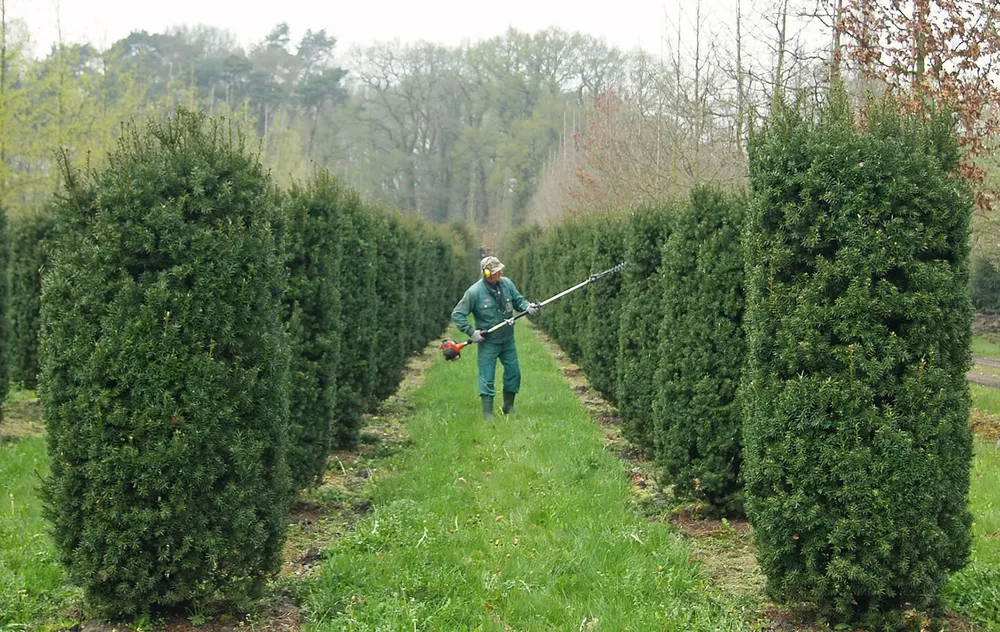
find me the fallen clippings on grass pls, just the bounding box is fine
[971,408,1000,441]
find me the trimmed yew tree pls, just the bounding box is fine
[9,209,58,389]
[582,214,627,403]
[334,191,379,446]
[743,92,974,626]
[0,205,9,422]
[40,110,292,614]
[654,186,746,515]
[617,204,673,454]
[282,171,343,490]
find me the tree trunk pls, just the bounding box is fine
[1,0,7,193]
[831,0,844,81]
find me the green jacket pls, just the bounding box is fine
[452,277,530,342]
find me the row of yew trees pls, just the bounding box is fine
[0,109,477,614]
[504,92,975,627]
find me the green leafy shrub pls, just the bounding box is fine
[281,170,343,490]
[654,186,746,514]
[582,214,627,402]
[8,209,57,389]
[617,204,673,454]
[743,92,974,625]
[40,109,292,615]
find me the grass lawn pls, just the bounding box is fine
[297,326,747,631]
[972,335,1000,361]
[0,434,81,631]
[3,331,1000,631]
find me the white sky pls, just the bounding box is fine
[9,0,686,59]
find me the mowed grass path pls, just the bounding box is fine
[0,435,80,630]
[3,328,998,630]
[299,326,747,631]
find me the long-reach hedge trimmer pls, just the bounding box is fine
[440,262,627,361]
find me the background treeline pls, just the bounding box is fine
[504,91,974,628]
[0,108,475,615]
[5,1,997,256]
[0,19,624,235]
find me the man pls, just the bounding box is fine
[452,256,540,420]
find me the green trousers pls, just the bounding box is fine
[477,337,521,398]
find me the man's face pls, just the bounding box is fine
[487,270,503,283]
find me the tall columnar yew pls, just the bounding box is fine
[9,209,57,389]
[0,205,9,421]
[503,227,539,297]
[282,171,343,490]
[617,204,673,454]
[372,210,409,403]
[335,193,379,446]
[397,220,425,356]
[583,214,627,402]
[970,256,1000,315]
[743,93,973,625]
[545,223,590,358]
[39,110,292,614]
[654,186,746,514]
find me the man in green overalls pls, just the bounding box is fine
[452,256,540,420]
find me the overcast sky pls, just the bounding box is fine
[10,0,691,59]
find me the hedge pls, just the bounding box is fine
[8,209,57,389]
[40,109,292,614]
[743,92,974,625]
[654,186,746,514]
[281,171,343,490]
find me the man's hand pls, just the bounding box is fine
[526,301,541,316]
[470,330,485,343]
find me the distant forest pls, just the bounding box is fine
[2,2,998,248]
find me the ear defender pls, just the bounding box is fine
[483,267,490,278]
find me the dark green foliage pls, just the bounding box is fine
[743,93,973,625]
[582,214,627,402]
[446,221,480,306]
[282,171,343,490]
[547,222,592,360]
[0,206,9,420]
[331,205,470,447]
[397,220,427,358]
[654,186,746,514]
[9,210,58,389]
[503,219,612,374]
[334,194,379,446]
[617,205,673,455]
[971,256,1000,314]
[39,109,292,615]
[503,226,539,294]
[372,210,408,403]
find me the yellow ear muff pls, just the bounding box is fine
[483,268,490,278]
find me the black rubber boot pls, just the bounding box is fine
[482,396,495,420]
[502,391,516,415]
